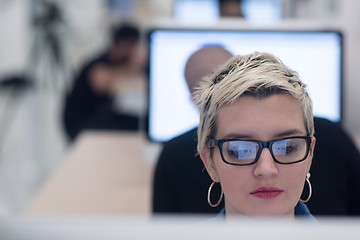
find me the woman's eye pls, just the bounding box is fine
[285,145,298,154]
[228,150,238,157]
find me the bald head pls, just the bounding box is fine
[184,46,233,94]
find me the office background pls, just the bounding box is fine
[0,0,359,216]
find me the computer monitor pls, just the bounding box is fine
[147,28,343,142]
[2,217,360,240]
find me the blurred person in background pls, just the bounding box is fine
[218,0,244,17]
[63,23,146,141]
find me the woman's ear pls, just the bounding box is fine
[307,136,316,172]
[310,136,316,156]
[199,147,220,182]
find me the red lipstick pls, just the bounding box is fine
[250,187,283,199]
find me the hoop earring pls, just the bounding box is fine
[300,173,312,203]
[207,181,224,207]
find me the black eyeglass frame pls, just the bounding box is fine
[208,136,312,166]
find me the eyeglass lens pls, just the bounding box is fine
[222,138,308,165]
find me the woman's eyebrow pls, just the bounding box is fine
[220,133,252,139]
[273,129,306,138]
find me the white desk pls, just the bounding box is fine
[23,131,157,216]
[21,130,360,217]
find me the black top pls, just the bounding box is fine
[63,53,139,141]
[152,117,360,216]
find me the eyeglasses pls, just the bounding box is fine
[208,136,311,166]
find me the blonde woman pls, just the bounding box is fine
[195,52,316,219]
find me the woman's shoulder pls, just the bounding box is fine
[295,202,317,221]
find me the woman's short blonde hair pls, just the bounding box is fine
[194,52,314,153]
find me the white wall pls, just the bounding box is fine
[338,0,360,141]
[0,0,28,75]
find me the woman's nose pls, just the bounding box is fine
[253,148,279,178]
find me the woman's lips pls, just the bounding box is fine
[250,187,283,199]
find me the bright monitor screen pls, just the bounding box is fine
[147,28,343,142]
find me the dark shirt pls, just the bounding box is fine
[152,117,360,216]
[63,53,139,141]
